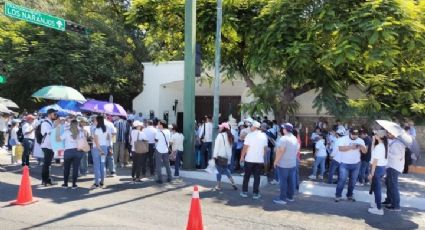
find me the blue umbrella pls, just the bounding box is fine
[39,104,68,117]
[57,100,81,113]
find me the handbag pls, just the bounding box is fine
[169,150,177,161]
[135,132,149,154]
[77,132,90,152]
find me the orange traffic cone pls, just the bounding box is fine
[186,185,204,230]
[10,166,38,205]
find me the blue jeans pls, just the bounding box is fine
[106,146,115,174]
[327,159,340,184]
[385,167,401,209]
[335,162,360,198]
[216,164,232,182]
[22,138,34,166]
[372,166,385,209]
[174,150,183,176]
[80,151,88,175]
[312,156,326,177]
[92,146,107,185]
[358,160,370,184]
[200,142,212,168]
[63,148,83,186]
[277,166,296,201]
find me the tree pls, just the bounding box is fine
[127,0,425,121]
[0,0,147,110]
[248,0,425,120]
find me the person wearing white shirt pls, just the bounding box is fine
[170,124,184,177]
[91,115,109,189]
[335,128,367,202]
[212,123,237,191]
[142,120,157,176]
[309,133,327,180]
[56,120,84,189]
[104,118,117,176]
[382,131,406,211]
[154,120,172,184]
[40,109,58,186]
[327,129,345,184]
[367,130,388,215]
[240,121,268,199]
[198,116,213,168]
[21,115,36,166]
[130,121,148,182]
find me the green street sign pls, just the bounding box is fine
[3,2,65,31]
[0,75,6,84]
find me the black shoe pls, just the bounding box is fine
[382,200,391,205]
[61,184,68,188]
[155,180,163,184]
[347,197,356,202]
[167,178,172,183]
[72,184,78,189]
[99,182,104,188]
[232,185,238,191]
[47,181,57,186]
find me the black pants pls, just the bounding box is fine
[132,152,144,179]
[242,162,262,194]
[42,148,54,183]
[146,144,155,176]
[0,131,4,147]
[63,148,82,186]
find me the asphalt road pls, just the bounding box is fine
[0,153,424,230]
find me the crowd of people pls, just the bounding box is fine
[0,109,420,216]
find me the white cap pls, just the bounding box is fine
[252,121,261,128]
[133,120,144,127]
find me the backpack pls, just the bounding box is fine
[35,120,52,144]
[17,126,24,143]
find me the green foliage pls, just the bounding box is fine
[127,0,425,120]
[0,0,147,110]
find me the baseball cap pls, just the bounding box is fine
[219,122,230,130]
[47,108,58,115]
[133,120,144,127]
[25,114,35,121]
[281,123,293,132]
[336,129,345,136]
[252,121,261,128]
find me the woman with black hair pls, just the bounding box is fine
[367,130,388,215]
[91,115,109,189]
[212,122,237,190]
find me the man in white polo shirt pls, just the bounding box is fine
[240,121,268,199]
[382,131,406,211]
[335,128,367,202]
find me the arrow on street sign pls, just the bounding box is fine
[3,1,66,31]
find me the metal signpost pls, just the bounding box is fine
[3,1,65,31]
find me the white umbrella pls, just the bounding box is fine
[0,97,19,109]
[375,120,413,146]
[0,104,11,113]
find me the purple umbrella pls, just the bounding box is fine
[81,99,127,117]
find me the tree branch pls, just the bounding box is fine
[293,82,316,97]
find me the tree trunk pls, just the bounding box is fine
[275,88,295,122]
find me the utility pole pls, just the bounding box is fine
[182,0,196,170]
[212,0,223,142]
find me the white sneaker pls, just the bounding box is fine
[356,182,364,186]
[333,175,338,179]
[368,207,384,215]
[318,175,323,180]
[370,200,377,208]
[270,180,278,185]
[273,199,287,205]
[308,175,316,180]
